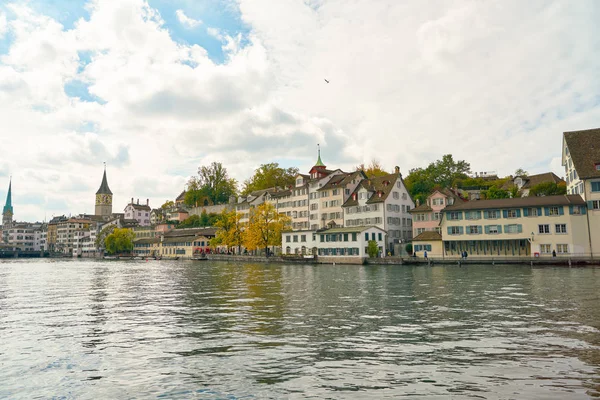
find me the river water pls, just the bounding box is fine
[0,259,599,399]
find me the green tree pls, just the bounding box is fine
[514,168,528,177]
[355,159,390,178]
[367,240,379,258]
[244,203,291,256]
[198,162,238,204]
[242,163,299,195]
[405,243,413,255]
[104,228,135,255]
[404,154,471,201]
[183,176,212,207]
[161,200,174,210]
[509,185,521,198]
[95,224,115,248]
[529,182,567,197]
[483,185,510,199]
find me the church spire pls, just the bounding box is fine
[3,177,12,215]
[314,144,325,167]
[96,163,112,195]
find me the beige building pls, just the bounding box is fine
[439,195,590,258]
[562,128,600,256]
[133,227,217,258]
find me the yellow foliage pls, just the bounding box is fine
[243,203,291,252]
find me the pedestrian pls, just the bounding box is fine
[552,249,556,258]
[424,250,428,259]
[464,251,468,259]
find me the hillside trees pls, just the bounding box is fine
[185,162,237,207]
[242,163,299,195]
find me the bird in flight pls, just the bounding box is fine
[324,79,329,83]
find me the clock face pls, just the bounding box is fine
[96,194,112,205]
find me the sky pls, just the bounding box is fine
[0,0,598,222]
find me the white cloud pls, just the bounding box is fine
[175,9,201,29]
[0,12,6,38]
[0,0,598,222]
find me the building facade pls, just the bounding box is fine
[124,199,151,226]
[439,195,591,258]
[409,188,464,237]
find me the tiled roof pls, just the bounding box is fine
[176,191,187,201]
[318,225,386,234]
[134,238,159,245]
[412,231,442,241]
[269,189,292,199]
[166,227,217,237]
[521,172,564,189]
[409,204,432,213]
[365,173,399,204]
[564,128,600,179]
[128,203,151,211]
[443,194,585,211]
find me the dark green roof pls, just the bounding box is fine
[3,178,12,214]
[96,169,113,195]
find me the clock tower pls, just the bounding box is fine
[95,165,113,217]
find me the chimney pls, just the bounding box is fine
[131,197,134,205]
[146,199,149,206]
[395,166,400,174]
[416,199,420,206]
[137,199,139,205]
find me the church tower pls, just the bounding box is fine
[308,144,328,179]
[95,165,113,217]
[2,178,13,228]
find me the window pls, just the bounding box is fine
[555,224,567,234]
[286,235,291,242]
[506,209,518,218]
[447,212,462,220]
[432,212,441,220]
[591,181,600,192]
[378,233,382,241]
[538,224,550,234]
[505,224,520,234]
[465,211,480,220]
[447,198,454,205]
[595,164,600,171]
[524,208,540,217]
[592,200,600,210]
[393,192,399,199]
[467,225,482,235]
[449,226,462,235]
[415,228,426,235]
[540,244,551,254]
[487,225,499,234]
[365,232,369,241]
[301,235,306,242]
[332,189,339,196]
[352,233,357,241]
[432,198,443,206]
[557,244,568,254]
[549,206,560,216]
[486,210,500,219]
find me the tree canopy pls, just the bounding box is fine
[178,211,220,228]
[483,185,511,199]
[211,209,244,251]
[404,154,471,204]
[243,203,291,255]
[242,163,299,196]
[529,182,567,197]
[355,159,390,178]
[514,168,528,177]
[184,162,237,207]
[104,228,135,255]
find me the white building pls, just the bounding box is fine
[283,225,388,258]
[124,198,152,226]
[343,168,415,254]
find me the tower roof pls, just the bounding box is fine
[3,178,12,214]
[96,168,113,195]
[314,145,326,168]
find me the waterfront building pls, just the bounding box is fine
[236,188,276,224]
[409,188,464,238]
[166,208,189,222]
[124,198,151,226]
[2,222,45,251]
[343,167,415,254]
[95,167,113,218]
[133,227,216,258]
[562,128,600,256]
[282,225,387,259]
[56,218,92,254]
[437,195,590,258]
[47,215,67,252]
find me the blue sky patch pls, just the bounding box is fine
[64,80,106,104]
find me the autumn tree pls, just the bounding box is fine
[160,200,174,210]
[529,182,567,197]
[355,159,390,178]
[211,209,244,253]
[242,163,299,195]
[104,228,135,255]
[243,203,291,256]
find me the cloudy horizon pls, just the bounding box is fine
[0,0,598,222]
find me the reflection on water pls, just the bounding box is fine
[0,259,599,399]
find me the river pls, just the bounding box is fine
[0,259,599,399]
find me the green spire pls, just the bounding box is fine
[315,144,325,167]
[3,178,12,215]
